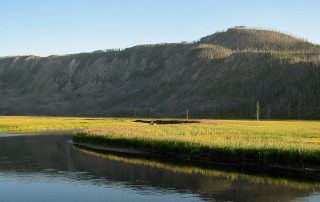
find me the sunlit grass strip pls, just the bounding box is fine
[0,116,127,133]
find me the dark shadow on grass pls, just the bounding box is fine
[133,120,200,124]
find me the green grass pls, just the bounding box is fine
[0,116,320,169]
[0,116,118,133]
[74,119,320,168]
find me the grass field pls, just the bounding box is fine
[74,119,320,169]
[0,116,116,133]
[0,116,320,169]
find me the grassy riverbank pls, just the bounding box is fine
[74,119,320,170]
[0,116,319,171]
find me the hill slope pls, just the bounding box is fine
[200,26,320,52]
[0,27,320,118]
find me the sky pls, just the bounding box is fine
[1,0,320,57]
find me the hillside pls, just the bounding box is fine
[0,27,320,118]
[200,26,320,52]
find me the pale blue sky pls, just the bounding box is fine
[1,0,319,56]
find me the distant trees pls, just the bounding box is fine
[192,44,233,60]
[199,27,320,64]
[267,104,271,119]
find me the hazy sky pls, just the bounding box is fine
[1,0,320,56]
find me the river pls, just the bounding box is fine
[0,135,319,202]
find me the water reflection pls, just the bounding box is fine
[0,135,319,202]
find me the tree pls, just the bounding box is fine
[256,100,260,121]
[186,108,189,120]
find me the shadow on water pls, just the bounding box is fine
[0,135,319,202]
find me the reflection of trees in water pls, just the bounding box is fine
[0,135,318,202]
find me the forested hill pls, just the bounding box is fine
[0,27,320,118]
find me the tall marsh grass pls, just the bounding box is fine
[74,119,320,168]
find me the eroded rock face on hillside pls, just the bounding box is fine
[0,27,319,118]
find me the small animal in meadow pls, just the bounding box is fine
[149,121,157,125]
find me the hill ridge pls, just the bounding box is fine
[0,27,319,118]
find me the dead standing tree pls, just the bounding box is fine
[186,108,189,120]
[256,100,260,121]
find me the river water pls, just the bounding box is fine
[0,135,319,202]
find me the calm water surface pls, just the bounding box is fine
[0,135,319,202]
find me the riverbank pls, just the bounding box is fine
[73,119,320,179]
[75,146,320,189]
[73,141,320,180]
[1,116,320,179]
